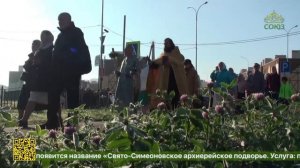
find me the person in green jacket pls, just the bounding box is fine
[278,76,293,105]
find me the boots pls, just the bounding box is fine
[18,119,28,129]
[18,110,24,127]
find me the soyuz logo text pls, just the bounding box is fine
[264,11,285,30]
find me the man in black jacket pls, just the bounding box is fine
[247,63,265,94]
[44,12,91,129]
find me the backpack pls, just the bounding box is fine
[68,45,92,75]
[54,28,92,76]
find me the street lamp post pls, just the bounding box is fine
[240,56,249,70]
[284,25,298,60]
[188,1,207,72]
[98,0,106,107]
[99,0,104,93]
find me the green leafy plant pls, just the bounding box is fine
[2,88,300,167]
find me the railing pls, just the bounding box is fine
[79,89,112,108]
[0,86,20,108]
[0,86,111,109]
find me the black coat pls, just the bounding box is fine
[52,22,91,80]
[23,53,35,73]
[247,71,265,94]
[20,53,36,88]
[31,45,53,92]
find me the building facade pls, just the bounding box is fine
[8,66,23,91]
[261,51,300,93]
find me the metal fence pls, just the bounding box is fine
[0,86,112,109]
[0,86,20,108]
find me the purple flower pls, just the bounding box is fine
[180,94,188,102]
[48,129,57,139]
[157,102,166,110]
[207,82,214,89]
[215,105,224,114]
[64,126,76,136]
[291,93,300,102]
[92,135,101,145]
[202,112,209,119]
[253,93,265,101]
[156,89,161,95]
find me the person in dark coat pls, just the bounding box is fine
[237,73,247,99]
[266,66,280,99]
[17,39,41,125]
[184,59,200,96]
[247,63,265,94]
[43,12,91,129]
[210,66,219,82]
[19,30,54,128]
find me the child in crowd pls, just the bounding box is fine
[278,76,293,105]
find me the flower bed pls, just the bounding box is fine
[1,84,300,167]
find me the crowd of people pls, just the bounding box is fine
[210,61,294,106]
[115,38,201,111]
[17,13,294,130]
[18,33,201,129]
[114,38,295,110]
[17,12,91,130]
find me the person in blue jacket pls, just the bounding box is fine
[213,62,232,106]
[214,62,232,88]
